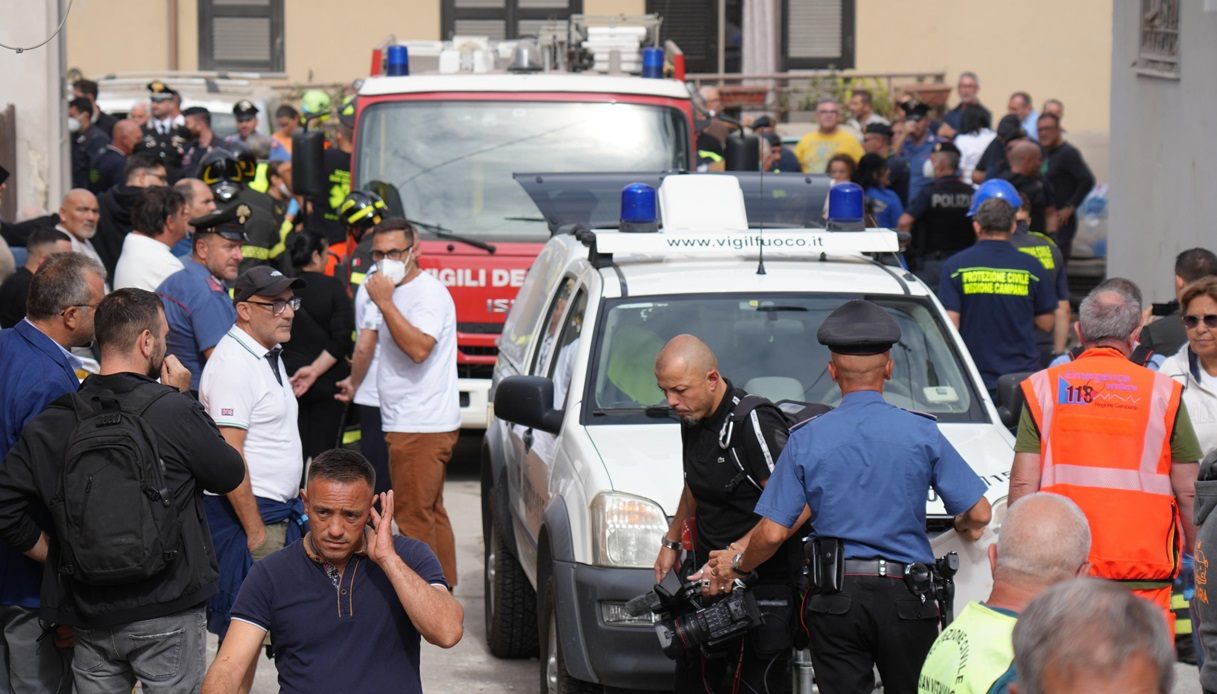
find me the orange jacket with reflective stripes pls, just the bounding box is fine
[1021,347,1185,581]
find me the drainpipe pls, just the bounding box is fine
[168,0,180,70]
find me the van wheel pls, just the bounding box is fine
[484,485,538,658]
[540,571,602,694]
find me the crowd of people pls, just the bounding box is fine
[0,79,466,692]
[0,67,1214,694]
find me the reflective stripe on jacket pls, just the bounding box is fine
[1021,346,1184,581]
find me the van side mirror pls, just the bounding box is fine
[995,372,1033,430]
[494,376,563,434]
[291,129,326,197]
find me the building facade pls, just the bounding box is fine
[1108,0,1215,303]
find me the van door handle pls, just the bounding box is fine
[522,429,534,451]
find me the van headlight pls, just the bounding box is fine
[591,492,669,567]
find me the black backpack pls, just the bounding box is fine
[718,394,831,492]
[49,385,181,586]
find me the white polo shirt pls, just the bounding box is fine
[376,272,460,433]
[352,278,382,409]
[200,325,303,502]
[113,232,184,291]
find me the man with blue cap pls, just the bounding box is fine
[938,181,1058,396]
[708,299,992,694]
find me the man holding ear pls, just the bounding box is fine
[363,221,460,589]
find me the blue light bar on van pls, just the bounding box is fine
[386,45,409,76]
[620,183,659,233]
[826,182,864,232]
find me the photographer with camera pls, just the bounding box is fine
[652,335,806,693]
[707,301,991,694]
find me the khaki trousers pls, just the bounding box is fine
[386,430,459,587]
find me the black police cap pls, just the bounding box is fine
[816,300,901,355]
[864,122,894,138]
[903,99,930,121]
[190,202,251,243]
[147,81,178,99]
[233,100,259,119]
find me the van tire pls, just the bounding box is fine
[540,569,602,693]
[484,483,538,658]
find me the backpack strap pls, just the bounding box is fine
[1130,344,1155,368]
[718,394,780,493]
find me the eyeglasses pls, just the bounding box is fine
[371,246,413,262]
[59,303,99,316]
[245,297,302,316]
[1183,314,1217,330]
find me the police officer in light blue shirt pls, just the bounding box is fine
[157,203,249,392]
[707,299,992,694]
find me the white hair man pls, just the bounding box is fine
[918,493,1091,693]
[1009,577,1175,693]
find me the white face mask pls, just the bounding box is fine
[68,118,81,133]
[278,182,291,198]
[378,258,406,285]
[922,158,935,179]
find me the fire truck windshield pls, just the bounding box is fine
[356,100,690,242]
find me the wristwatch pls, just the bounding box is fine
[661,537,682,551]
[730,551,745,575]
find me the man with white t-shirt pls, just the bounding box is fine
[364,222,460,587]
[113,186,188,291]
[199,266,307,664]
[336,248,392,495]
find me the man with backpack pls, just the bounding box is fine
[0,288,246,693]
[651,334,808,693]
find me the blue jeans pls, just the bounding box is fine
[72,605,206,694]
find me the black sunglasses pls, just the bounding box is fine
[1183,314,1217,330]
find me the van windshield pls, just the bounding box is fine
[586,294,987,424]
[355,100,690,242]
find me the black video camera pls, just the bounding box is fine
[624,580,762,659]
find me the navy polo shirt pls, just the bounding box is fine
[938,240,1057,390]
[755,390,986,565]
[231,535,447,694]
[157,259,236,392]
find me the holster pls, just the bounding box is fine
[809,537,844,594]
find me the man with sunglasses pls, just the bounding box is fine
[199,267,310,662]
[1009,284,1202,633]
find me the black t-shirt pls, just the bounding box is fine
[1042,141,1096,211]
[1002,172,1056,235]
[906,176,975,255]
[0,267,33,329]
[282,271,353,400]
[306,148,352,245]
[680,382,801,580]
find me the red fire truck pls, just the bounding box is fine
[350,25,695,428]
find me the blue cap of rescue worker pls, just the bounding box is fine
[967,178,1022,217]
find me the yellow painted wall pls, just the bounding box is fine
[67,0,201,74]
[854,0,1111,177]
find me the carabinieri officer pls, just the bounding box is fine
[707,299,993,694]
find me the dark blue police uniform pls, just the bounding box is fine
[156,203,249,391]
[754,300,987,694]
[938,239,1057,392]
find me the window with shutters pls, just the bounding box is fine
[1136,0,1180,79]
[198,0,285,72]
[782,0,854,70]
[647,0,717,74]
[442,0,583,42]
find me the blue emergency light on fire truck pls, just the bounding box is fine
[289,16,702,431]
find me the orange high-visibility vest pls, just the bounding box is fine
[1021,346,1185,582]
